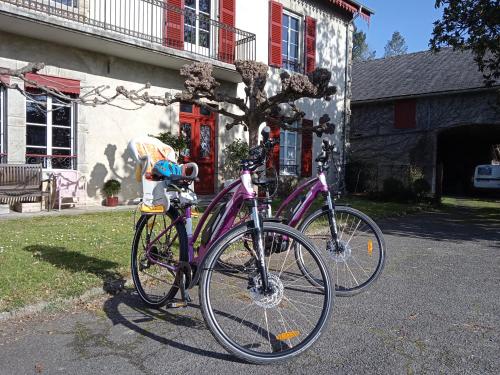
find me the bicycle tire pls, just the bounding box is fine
[297,206,386,297]
[131,207,188,308]
[199,221,333,364]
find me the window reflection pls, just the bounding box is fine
[200,125,211,158]
[181,123,192,157]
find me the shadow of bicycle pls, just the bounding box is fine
[102,288,245,363]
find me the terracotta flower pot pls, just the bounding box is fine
[106,196,119,207]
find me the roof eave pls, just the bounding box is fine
[352,85,500,105]
[329,0,374,21]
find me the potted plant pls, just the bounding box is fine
[102,179,121,207]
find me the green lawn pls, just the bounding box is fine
[441,196,500,209]
[337,197,428,218]
[0,210,135,312]
[0,197,429,313]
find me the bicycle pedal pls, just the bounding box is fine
[166,300,188,309]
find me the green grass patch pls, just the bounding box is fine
[440,196,500,223]
[441,196,500,210]
[337,197,428,219]
[0,210,137,312]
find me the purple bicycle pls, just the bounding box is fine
[260,138,386,296]
[130,130,333,364]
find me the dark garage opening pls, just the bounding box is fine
[437,124,500,196]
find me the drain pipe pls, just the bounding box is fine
[340,9,360,193]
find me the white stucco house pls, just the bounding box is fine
[0,0,372,203]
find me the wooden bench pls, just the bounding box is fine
[0,164,51,211]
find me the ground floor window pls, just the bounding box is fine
[25,89,76,169]
[0,86,5,163]
[280,126,298,175]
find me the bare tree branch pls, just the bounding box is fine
[0,60,338,146]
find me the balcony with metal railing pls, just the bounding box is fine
[0,0,256,79]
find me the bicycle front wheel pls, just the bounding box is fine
[199,221,333,364]
[131,208,188,308]
[298,206,386,297]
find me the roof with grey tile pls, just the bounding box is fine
[352,48,499,103]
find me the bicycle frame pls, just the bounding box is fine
[143,171,255,272]
[275,172,330,226]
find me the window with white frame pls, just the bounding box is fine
[0,86,5,163]
[184,0,211,49]
[25,89,76,169]
[282,11,301,72]
[52,0,78,7]
[280,125,298,175]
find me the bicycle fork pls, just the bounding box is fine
[250,202,271,293]
[325,192,341,252]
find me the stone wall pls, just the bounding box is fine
[348,90,500,193]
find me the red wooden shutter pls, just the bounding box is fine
[304,16,316,73]
[301,119,313,177]
[394,99,417,129]
[267,121,280,171]
[165,0,184,50]
[25,73,80,95]
[218,0,236,63]
[268,0,283,67]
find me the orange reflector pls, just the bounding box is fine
[367,240,373,255]
[276,331,300,341]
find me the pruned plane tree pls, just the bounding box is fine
[0,60,337,146]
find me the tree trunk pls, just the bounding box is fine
[248,124,260,147]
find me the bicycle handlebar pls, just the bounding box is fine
[242,127,280,171]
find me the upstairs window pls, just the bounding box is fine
[25,89,76,169]
[184,0,211,49]
[52,0,79,7]
[394,99,417,129]
[282,11,301,72]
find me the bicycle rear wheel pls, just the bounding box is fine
[298,206,386,297]
[131,208,188,308]
[199,221,333,364]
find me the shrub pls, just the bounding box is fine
[102,179,121,197]
[155,132,189,162]
[222,138,249,179]
[412,178,431,200]
[277,176,300,198]
[381,177,414,201]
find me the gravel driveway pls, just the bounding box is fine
[0,207,499,374]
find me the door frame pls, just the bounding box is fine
[179,103,217,194]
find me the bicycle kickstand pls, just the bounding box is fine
[167,273,191,309]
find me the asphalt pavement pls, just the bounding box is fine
[0,207,499,374]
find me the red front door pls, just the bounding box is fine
[179,103,216,194]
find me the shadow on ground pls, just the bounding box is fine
[102,289,243,363]
[379,205,500,244]
[23,245,126,294]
